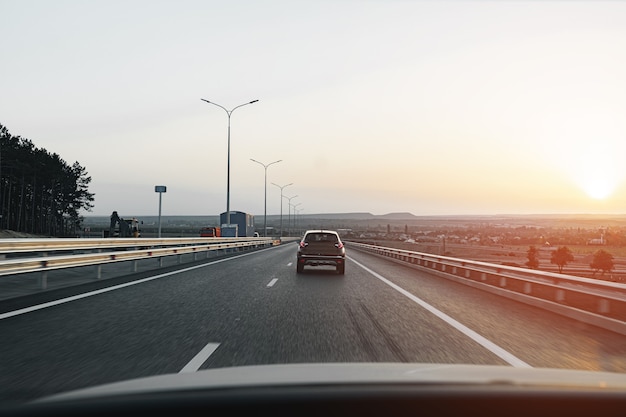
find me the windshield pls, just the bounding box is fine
[1,0,626,412]
[305,232,339,243]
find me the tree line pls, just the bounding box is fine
[526,245,615,277]
[0,124,94,236]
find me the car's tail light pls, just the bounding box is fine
[335,242,344,249]
[300,242,308,248]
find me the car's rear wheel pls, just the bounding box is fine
[337,263,345,275]
[297,263,304,273]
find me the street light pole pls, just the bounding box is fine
[291,202,302,237]
[284,194,298,237]
[201,98,258,226]
[272,182,292,237]
[294,207,303,236]
[250,158,281,237]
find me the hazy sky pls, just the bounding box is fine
[2,0,626,217]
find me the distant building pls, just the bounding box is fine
[588,238,605,245]
[588,233,606,245]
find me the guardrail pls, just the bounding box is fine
[347,241,626,336]
[0,237,277,290]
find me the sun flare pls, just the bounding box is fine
[534,108,626,205]
[580,177,614,200]
[573,144,623,201]
[575,159,620,201]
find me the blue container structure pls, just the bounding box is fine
[220,211,255,237]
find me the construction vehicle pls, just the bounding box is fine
[109,211,141,237]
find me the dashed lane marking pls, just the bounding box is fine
[180,343,220,373]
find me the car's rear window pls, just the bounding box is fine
[305,233,338,243]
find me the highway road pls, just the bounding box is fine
[1,242,626,406]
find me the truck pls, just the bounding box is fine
[219,211,255,237]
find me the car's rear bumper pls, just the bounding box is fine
[298,255,345,266]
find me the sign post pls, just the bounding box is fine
[155,185,167,238]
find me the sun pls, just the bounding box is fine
[534,109,626,204]
[580,177,615,200]
[556,137,623,202]
[575,157,619,200]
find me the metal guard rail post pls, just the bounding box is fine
[347,241,626,336]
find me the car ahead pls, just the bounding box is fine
[297,230,346,274]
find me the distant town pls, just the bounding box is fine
[58,212,626,282]
[82,212,626,246]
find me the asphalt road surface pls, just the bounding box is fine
[1,242,625,407]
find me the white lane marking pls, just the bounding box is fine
[349,256,532,369]
[180,343,220,373]
[287,262,293,266]
[267,278,278,287]
[0,249,271,320]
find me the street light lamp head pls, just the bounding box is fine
[272,182,293,189]
[251,158,282,167]
[250,99,259,104]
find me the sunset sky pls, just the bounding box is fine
[2,0,626,217]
